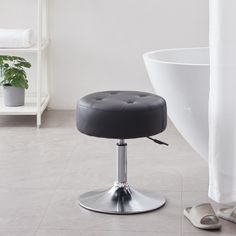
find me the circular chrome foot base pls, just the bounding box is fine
[79,183,166,214]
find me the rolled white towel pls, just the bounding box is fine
[0,29,34,48]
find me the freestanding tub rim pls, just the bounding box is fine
[143,47,210,67]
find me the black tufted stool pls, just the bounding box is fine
[76,91,167,214]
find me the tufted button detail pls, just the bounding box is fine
[139,94,148,97]
[126,101,135,104]
[94,98,103,101]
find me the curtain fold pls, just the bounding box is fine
[209,0,236,203]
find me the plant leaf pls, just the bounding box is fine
[0,55,31,89]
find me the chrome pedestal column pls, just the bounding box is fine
[79,139,166,214]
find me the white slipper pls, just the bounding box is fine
[184,203,221,230]
[217,206,236,224]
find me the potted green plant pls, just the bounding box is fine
[0,55,31,107]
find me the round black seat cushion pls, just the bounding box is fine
[77,91,167,139]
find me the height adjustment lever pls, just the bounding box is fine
[147,136,169,146]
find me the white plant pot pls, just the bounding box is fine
[3,86,25,107]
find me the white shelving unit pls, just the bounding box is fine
[0,0,49,127]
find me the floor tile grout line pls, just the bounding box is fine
[33,143,78,236]
[180,170,184,236]
[34,231,186,235]
[33,184,59,235]
[32,227,185,234]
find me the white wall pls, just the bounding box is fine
[1,0,209,109]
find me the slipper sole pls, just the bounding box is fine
[184,207,221,230]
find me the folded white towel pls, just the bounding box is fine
[0,29,34,48]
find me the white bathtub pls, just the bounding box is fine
[143,48,210,159]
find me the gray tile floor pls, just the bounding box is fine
[0,111,235,236]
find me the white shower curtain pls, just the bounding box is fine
[209,0,236,203]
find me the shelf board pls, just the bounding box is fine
[0,95,49,115]
[0,40,49,53]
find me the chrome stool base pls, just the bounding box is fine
[79,183,166,214]
[78,140,166,214]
